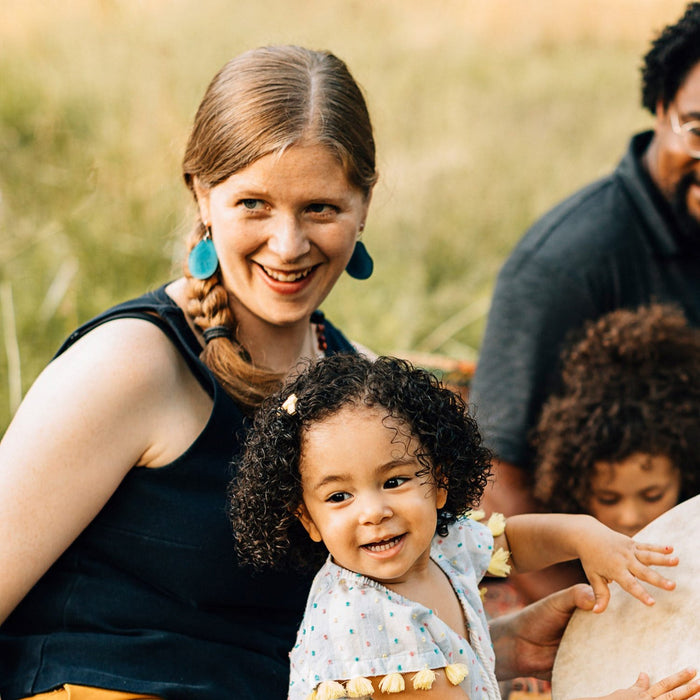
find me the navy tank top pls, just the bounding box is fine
[0,285,356,700]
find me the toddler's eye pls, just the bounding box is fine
[384,477,409,489]
[327,492,351,503]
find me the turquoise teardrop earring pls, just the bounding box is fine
[188,225,219,280]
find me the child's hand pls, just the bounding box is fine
[581,668,700,700]
[575,517,678,613]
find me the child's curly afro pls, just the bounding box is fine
[230,354,492,573]
[533,304,700,514]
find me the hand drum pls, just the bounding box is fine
[552,495,700,700]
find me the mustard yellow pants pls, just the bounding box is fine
[22,686,161,700]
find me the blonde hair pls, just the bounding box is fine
[181,46,377,411]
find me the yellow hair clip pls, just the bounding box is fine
[282,393,298,415]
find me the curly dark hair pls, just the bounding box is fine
[641,2,700,113]
[533,304,700,515]
[230,354,492,572]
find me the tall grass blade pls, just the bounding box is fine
[1,281,22,415]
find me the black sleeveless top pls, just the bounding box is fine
[0,285,356,700]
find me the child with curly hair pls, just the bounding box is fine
[534,304,700,537]
[231,354,689,700]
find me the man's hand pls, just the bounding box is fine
[491,583,595,681]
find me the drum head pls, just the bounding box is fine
[552,495,700,700]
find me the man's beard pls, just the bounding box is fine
[670,171,700,246]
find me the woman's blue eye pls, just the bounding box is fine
[241,199,262,209]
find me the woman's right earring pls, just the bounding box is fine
[188,226,219,280]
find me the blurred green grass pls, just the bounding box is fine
[0,0,689,430]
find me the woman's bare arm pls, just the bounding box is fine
[0,318,211,624]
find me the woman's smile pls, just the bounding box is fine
[254,262,321,296]
[257,263,318,283]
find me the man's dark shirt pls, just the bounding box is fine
[471,131,700,471]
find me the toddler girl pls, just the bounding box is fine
[231,354,689,700]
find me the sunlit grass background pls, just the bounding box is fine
[0,0,690,430]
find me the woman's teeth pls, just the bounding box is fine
[262,265,312,282]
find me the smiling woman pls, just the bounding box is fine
[179,46,377,407]
[189,144,370,347]
[0,45,377,700]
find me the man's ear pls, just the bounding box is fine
[655,98,670,127]
[295,503,323,543]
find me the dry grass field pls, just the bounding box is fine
[0,0,691,429]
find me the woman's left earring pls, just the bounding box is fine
[345,241,374,280]
[188,226,219,279]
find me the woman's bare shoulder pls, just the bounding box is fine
[0,315,209,623]
[57,314,190,377]
[19,316,211,467]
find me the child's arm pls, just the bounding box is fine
[496,513,678,612]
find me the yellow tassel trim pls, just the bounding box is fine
[467,509,486,521]
[445,663,470,686]
[487,547,512,576]
[479,585,488,601]
[378,672,406,693]
[315,680,346,700]
[346,676,374,697]
[486,512,506,537]
[305,691,318,700]
[412,666,436,690]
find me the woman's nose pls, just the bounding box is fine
[267,216,310,262]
